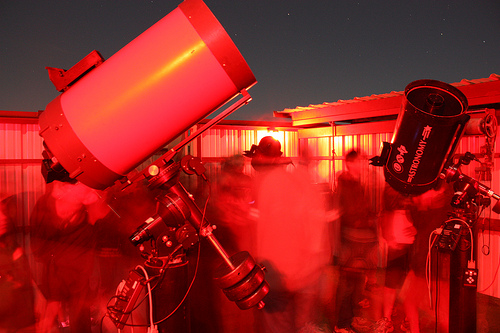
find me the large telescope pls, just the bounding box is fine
[39,0,256,190]
[37,0,269,328]
[371,79,470,194]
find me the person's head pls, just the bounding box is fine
[345,150,362,177]
[0,195,18,239]
[244,136,291,172]
[0,199,9,237]
[50,180,100,206]
[222,155,245,174]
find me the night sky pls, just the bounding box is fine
[1,0,499,121]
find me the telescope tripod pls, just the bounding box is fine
[436,152,500,333]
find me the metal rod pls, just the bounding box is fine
[205,233,235,270]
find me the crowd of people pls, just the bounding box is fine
[0,136,452,333]
[206,138,452,333]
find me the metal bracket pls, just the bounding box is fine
[46,50,104,92]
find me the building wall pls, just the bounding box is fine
[1,114,500,299]
[0,118,45,250]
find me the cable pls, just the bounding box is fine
[426,228,440,309]
[111,174,211,330]
[111,245,185,330]
[146,244,183,300]
[476,163,498,292]
[427,217,474,310]
[444,217,473,262]
[154,186,209,326]
[434,250,440,333]
[106,272,152,330]
[478,252,500,293]
[481,205,491,256]
[99,314,106,333]
[154,234,201,325]
[136,265,155,332]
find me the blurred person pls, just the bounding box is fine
[374,181,451,333]
[404,182,451,333]
[331,150,378,333]
[200,155,256,333]
[30,180,110,333]
[372,184,417,333]
[244,136,331,333]
[0,195,36,332]
[211,155,254,254]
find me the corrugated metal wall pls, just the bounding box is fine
[0,119,45,250]
[298,122,394,212]
[478,231,500,297]
[186,123,298,186]
[1,115,500,299]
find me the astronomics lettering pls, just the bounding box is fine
[407,139,427,182]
